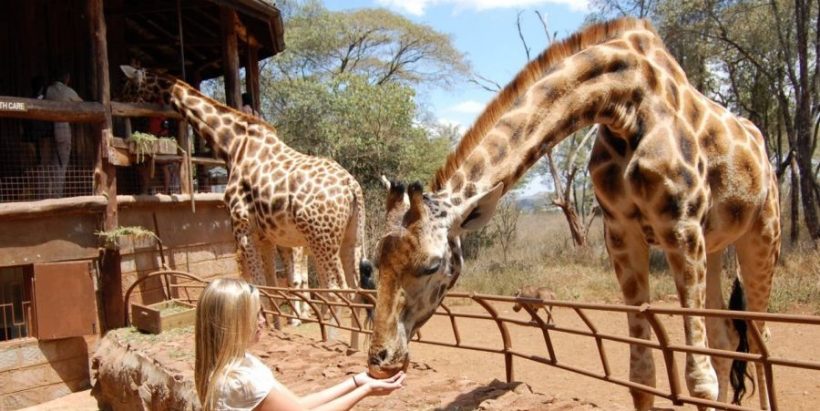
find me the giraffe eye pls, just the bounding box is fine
[421,258,442,276]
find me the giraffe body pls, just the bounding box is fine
[120,67,369,336]
[367,19,780,410]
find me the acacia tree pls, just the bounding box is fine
[259,0,470,189]
[491,195,521,264]
[271,0,469,88]
[515,10,599,248]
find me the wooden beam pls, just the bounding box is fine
[111,101,183,120]
[220,6,242,108]
[90,0,123,331]
[246,44,260,111]
[234,14,262,49]
[0,96,105,122]
[178,121,192,195]
[0,194,225,221]
[88,0,116,227]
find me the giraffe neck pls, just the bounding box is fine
[164,79,287,164]
[440,28,666,206]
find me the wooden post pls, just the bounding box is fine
[220,6,241,109]
[89,0,124,330]
[178,120,191,195]
[246,44,260,111]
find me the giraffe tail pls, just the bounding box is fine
[729,276,755,405]
[353,181,370,268]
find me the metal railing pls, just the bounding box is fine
[123,270,820,411]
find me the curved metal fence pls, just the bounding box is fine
[124,270,820,411]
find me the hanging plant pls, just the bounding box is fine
[127,131,159,163]
[95,225,160,250]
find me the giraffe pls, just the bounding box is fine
[366,18,780,410]
[119,65,369,344]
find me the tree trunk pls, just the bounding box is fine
[553,198,587,248]
[794,0,820,241]
[546,151,588,248]
[790,155,801,244]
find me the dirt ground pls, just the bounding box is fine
[23,300,820,411]
[290,300,820,411]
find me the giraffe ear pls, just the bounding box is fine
[454,182,505,232]
[402,181,427,227]
[120,65,139,79]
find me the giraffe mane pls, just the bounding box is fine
[431,17,654,191]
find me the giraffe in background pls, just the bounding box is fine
[366,18,780,410]
[120,65,368,347]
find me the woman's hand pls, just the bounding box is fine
[356,371,405,396]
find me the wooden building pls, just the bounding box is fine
[0,0,284,408]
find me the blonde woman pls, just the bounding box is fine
[195,278,405,411]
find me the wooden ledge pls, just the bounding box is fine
[0,193,225,220]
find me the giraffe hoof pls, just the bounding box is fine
[289,318,302,327]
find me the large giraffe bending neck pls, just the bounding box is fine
[434,18,655,207]
[368,18,780,411]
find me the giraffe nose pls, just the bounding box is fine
[368,348,389,366]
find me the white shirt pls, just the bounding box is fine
[215,353,277,411]
[45,81,82,103]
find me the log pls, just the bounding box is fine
[111,101,183,119]
[0,96,105,122]
[246,44,260,111]
[0,194,225,221]
[220,6,242,108]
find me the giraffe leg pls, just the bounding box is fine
[340,220,364,351]
[310,246,346,342]
[259,239,282,330]
[232,217,266,286]
[604,221,654,411]
[275,246,300,326]
[665,222,719,407]
[704,250,736,404]
[733,201,779,410]
[283,246,310,326]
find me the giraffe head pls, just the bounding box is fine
[119,65,174,104]
[367,179,503,378]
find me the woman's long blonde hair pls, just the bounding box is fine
[195,278,261,411]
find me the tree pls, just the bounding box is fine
[491,195,521,264]
[509,10,599,248]
[271,0,469,88]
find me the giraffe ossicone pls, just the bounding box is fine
[367,18,779,411]
[120,65,370,346]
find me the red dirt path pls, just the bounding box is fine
[292,300,820,410]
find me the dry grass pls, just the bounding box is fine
[453,211,820,315]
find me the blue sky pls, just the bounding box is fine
[325,0,590,131]
[323,0,591,195]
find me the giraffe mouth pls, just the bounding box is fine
[367,354,409,379]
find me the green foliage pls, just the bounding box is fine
[272,0,470,88]
[256,1,469,192]
[268,74,450,189]
[128,131,158,164]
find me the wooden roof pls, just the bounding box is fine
[105,0,284,81]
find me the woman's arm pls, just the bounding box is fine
[254,372,405,411]
[297,372,361,409]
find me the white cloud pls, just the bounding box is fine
[448,99,486,115]
[376,0,590,16]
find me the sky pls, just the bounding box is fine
[323,0,592,195]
